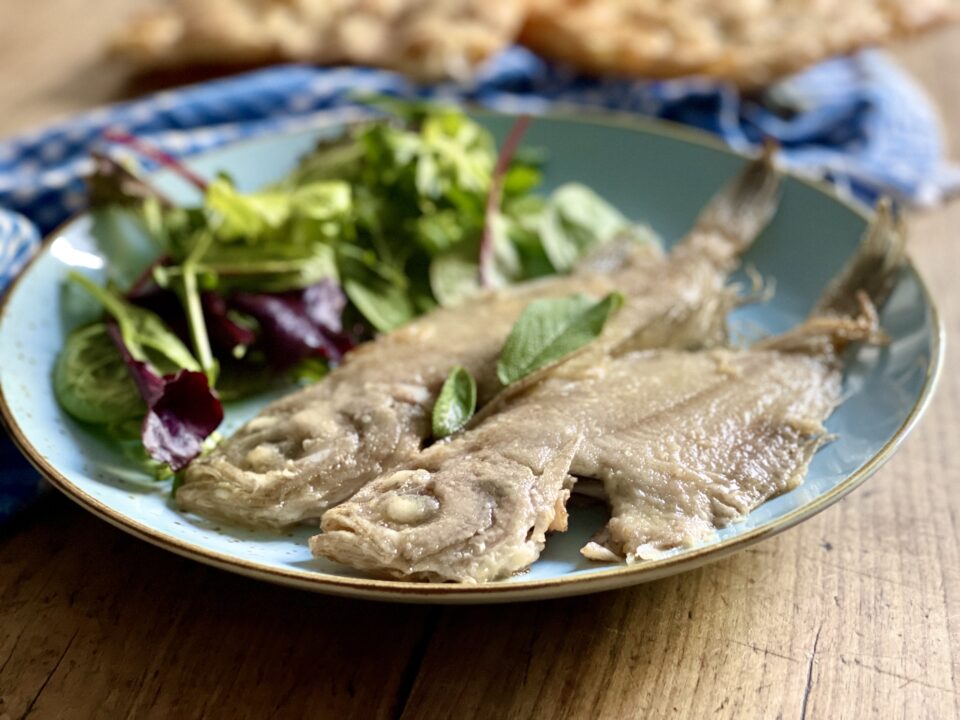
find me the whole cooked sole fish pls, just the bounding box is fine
[177,152,781,528]
[310,204,904,582]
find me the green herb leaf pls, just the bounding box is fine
[160,244,340,294]
[142,203,208,262]
[418,111,495,198]
[291,357,330,385]
[539,184,631,272]
[497,292,624,385]
[429,253,481,307]
[178,231,219,384]
[487,212,523,286]
[501,162,542,198]
[68,272,201,373]
[344,279,416,332]
[205,178,290,240]
[502,195,553,279]
[432,365,477,438]
[54,322,146,424]
[203,177,352,246]
[212,360,282,402]
[276,132,364,189]
[290,182,352,223]
[415,209,471,256]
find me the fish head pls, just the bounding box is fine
[311,441,579,583]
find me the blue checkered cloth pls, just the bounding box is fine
[0,47,958,522]
[1,47,958,236]
[0,209,42,523]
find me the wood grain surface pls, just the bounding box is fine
[1,4,958,718]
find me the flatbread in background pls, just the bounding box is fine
[519,0,959,87]
[112,0,958,85]
[111,0,527,81]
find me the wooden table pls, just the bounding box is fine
[1,5,958,718]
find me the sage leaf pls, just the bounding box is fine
[432,365,478,438]
[497,292,624,385]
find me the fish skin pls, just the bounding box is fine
[581,349,842,561]
[176,247,658,528]
[311,204,904,581]
[310,338,848,580]
[177,152,781,529]
[587,200,906,562]
[312,433,582,583]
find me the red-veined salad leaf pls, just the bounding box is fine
[231,279,353,369]
[480,115,532,288]
[106,322,223,471]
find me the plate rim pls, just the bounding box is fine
[0,110,945,602]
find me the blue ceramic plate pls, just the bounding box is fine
[0,113,942,603]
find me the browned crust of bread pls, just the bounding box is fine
[111,0,959,85]
[518,0,960,88]
[111,0,529,81]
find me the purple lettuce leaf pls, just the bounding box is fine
[128,275,355,380]
[230,279,354,370]
[302,281,347,333]
[128,280,256,358]
[107,321,223,471]
[201,292,257,353]
[127,280,191,347]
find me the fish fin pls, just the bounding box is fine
[526,438,581,540]
[580,525,623,563]
[757,199,905,356]
[573,228,665,275]
[738,264,776,309]
[812,197,907,318]
[691,142,782,256]
[755,291,886,355]
[547,476,577,533]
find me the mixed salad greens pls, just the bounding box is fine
[55,102,655,476]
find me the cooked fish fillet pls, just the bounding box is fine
[177,152,780,528]
[310,204,904,581]
[310,340,844,580]
[593,200,905,562]
[314,425,583,583]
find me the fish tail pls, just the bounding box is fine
[755,293,886,355]
[811,198,907,318]
[692,141,782,255]
[758,200,906,356]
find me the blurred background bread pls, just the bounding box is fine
[519,0,959,87]
[111,0,528,81]
[111,0,958,85]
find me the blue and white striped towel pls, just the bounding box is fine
[1,46,957,522]
[1,47,958,236]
